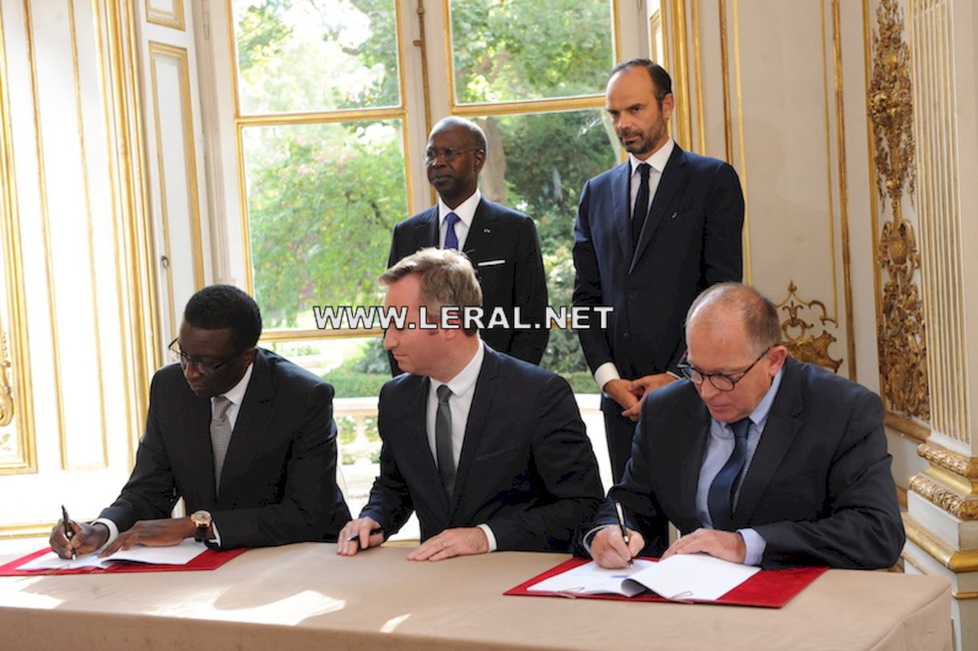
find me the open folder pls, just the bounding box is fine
[506,556,827,608]
[0,540,247,576]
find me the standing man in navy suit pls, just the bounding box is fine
[388,117,548,369]
[337,248,602,560]
[573,58,745,503]
[50,285,351,558]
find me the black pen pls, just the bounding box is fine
[61,504,77,560]
[345,527,384,549]
[614,501,633,566]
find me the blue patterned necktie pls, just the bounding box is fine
[444,212,460,250]
[707,418,751,530]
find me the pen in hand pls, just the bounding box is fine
[614,501,633,566]
[61,504,77,560]
[345,527,384,550]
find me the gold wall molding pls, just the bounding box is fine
[0,332,13,427]
[145,0,185,31]
[777,281,842,372]
[904,515,978,572]
[908,474,978,521]
[868,0,929,423]
[919,443,978,480]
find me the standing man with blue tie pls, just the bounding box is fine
[388,117,548,371]
[573,59,745,511]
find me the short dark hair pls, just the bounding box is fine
[184,284,262,350]
[611,58,672,103]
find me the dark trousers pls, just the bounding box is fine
[602,394,669,551]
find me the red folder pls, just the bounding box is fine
[0,546,248,577]
[504,557,827,608]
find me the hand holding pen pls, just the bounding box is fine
[61,505,77,560]
[614,501,634,566]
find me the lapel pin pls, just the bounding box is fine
[484,228,491,233]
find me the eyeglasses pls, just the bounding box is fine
[678,346,772,392]
[423,147,482,165]
[168,338,244,375]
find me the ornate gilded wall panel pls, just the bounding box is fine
[777,282,842,372]
[868,0,930,427]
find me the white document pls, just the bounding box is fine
[17,539,207,572]
[528,554,760,601]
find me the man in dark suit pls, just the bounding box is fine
[50,285,350,558]
[388,116,548,368]
[586,283,904,570]
[338,248,602,560]
[573,59,745,491]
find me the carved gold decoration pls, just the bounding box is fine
[918,443,978,480]
[868,0,928,421]
[908,474,978,521]
[777,282,841,372]
[0,331,13,426]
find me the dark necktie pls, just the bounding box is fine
[632,163,651,247]
[210,396,233,494]
[444,212,461,250]
[435,384,456,499]
[707,418,751,530]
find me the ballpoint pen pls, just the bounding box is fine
[345,527,384,549]
[614,500,633,566]
[61,504,77,560]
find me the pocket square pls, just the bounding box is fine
[477,259,506,267]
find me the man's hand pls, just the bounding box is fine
[621,374,678,420]
[603,379,640,421]
[661,528,746,564]
[406,527,489,562]
[99,518,196,558]
[49,520,109,559]
[336,517,385,557]
[590,524,646,569]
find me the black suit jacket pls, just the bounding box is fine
[100,349,351,548]
[362,346,603,552]
[594,358,905,569]
[573,146,744,383]
[388,198,548,365]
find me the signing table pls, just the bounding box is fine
[0,542,951,650]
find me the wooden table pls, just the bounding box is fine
[0,541,952,650]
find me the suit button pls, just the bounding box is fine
[623,332,631,340]
[628,291,637,300]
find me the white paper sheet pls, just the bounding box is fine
[626,554,760,601]
[16,539,207,572]
[527,554,759,601]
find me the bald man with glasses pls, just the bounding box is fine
[50,285,350,559]
[584,282,904,570]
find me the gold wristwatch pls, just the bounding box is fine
[190,510,212,542]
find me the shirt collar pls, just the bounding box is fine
[431,340,485,401]
[630,137,675,175]
[747,367,784,430]
[438,189,481,228]
[217,359,255,407]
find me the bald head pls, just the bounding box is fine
[686,283,782,358]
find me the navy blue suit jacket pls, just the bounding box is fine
[388,198,548,365]
[595,358,905,569]
[100,349,351,548]
[573,146,744,381]
[362,346,603,552]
